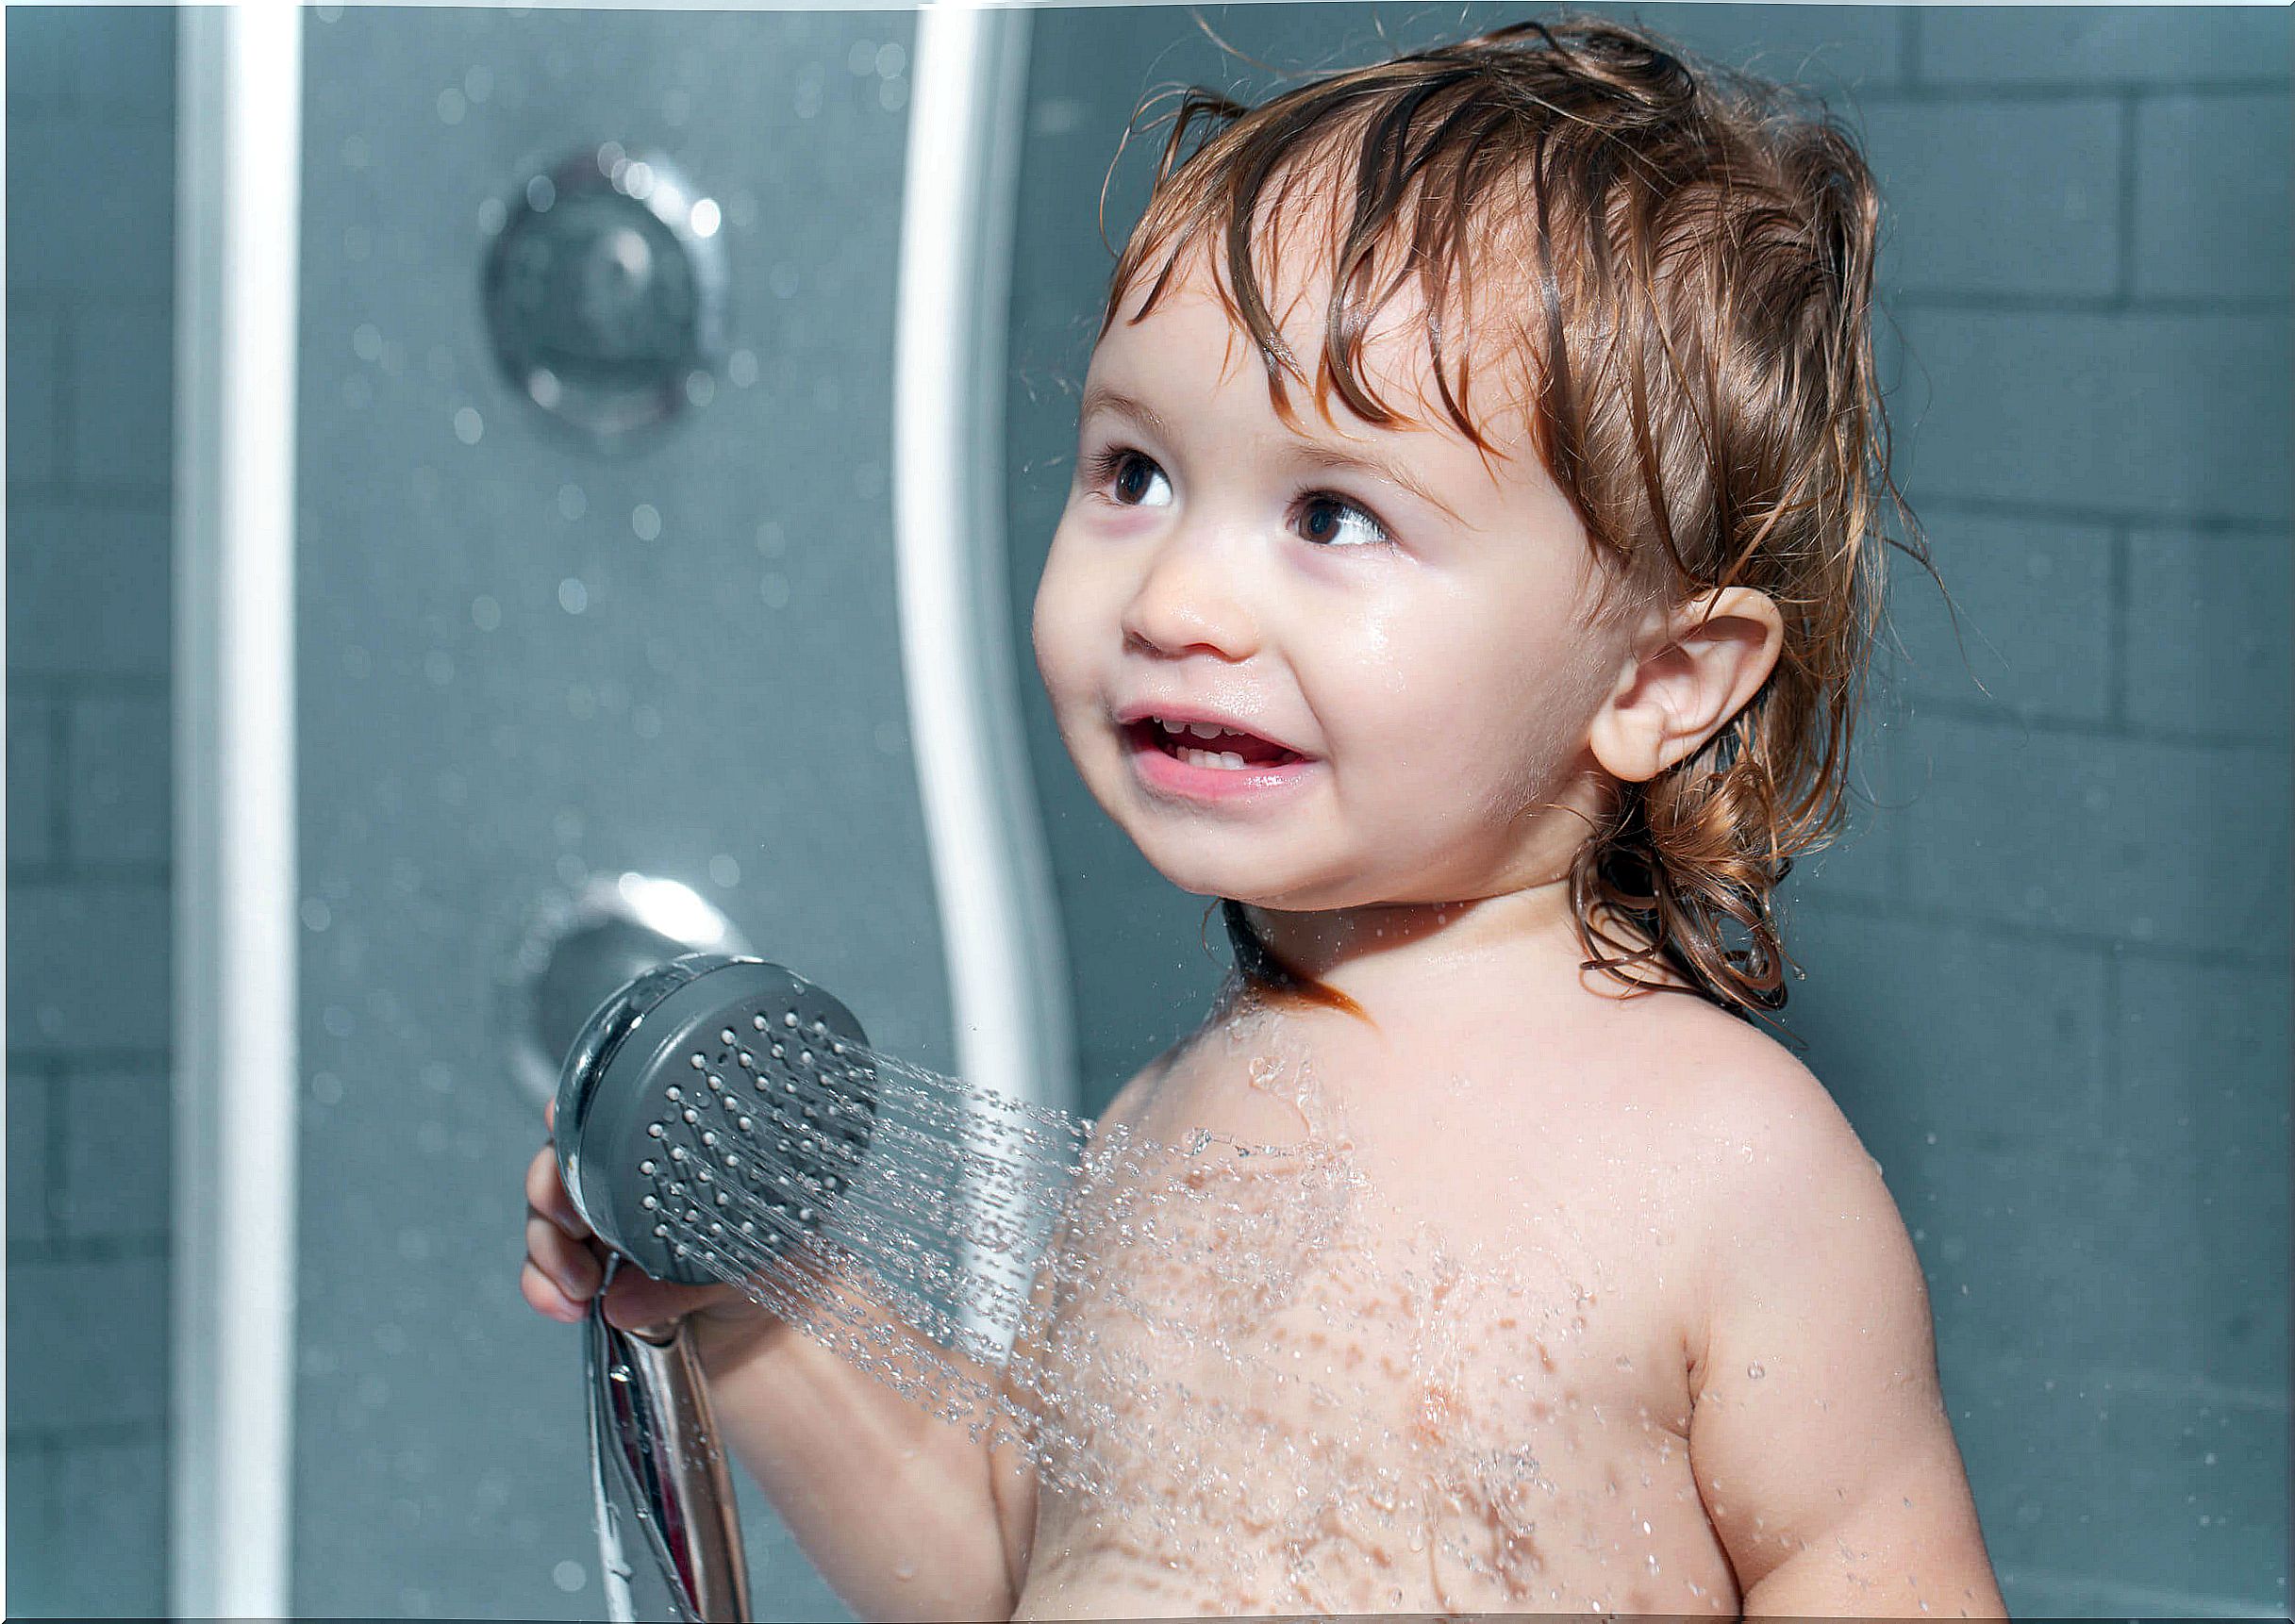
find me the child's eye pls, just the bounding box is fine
[1295,492,1393,549]
[1087,446,1172,508]
[1083,445,1393,550]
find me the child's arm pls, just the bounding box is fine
[522,1110,1018,1622]
[1682,1068,2009,1617]
[690,1308,1021,1622]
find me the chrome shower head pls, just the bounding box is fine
[553,953,876,1285]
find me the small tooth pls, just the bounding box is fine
[1177,745,1251,771]
[1189,721,1222,738]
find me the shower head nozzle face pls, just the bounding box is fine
[555,954,876,1285]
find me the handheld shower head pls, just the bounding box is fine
[554,953,877,1285]
[551,952,877,1624]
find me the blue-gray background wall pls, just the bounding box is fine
[1003,5,2291,1614]
[4,3,2288,1618]
[5,7,177,1616]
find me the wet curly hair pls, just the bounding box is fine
[1099,12,1923,1025]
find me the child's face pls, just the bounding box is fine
[1033,238,1635,914]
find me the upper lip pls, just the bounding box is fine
[1113,700,1309,756]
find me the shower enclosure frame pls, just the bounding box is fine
[169,7,1069,1616]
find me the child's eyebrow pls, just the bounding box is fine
[1080,383,1465,526]
[1289,440,1465,526]
[1077,385,1177,445]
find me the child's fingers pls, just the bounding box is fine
[530,1089,763,1335]
[524,1140,590,1238]
[527,1210,605,1299]
[521,1258,587,1324]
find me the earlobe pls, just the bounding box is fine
[1588,652,1669,785]
[1588,588,1785,786]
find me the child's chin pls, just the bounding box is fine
[1139,854,1299,911]
[1140,858,1230,898]
[1135,847,1256,902]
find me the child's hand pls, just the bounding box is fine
[520,1097,761,1334]
[522,1111,1022,1620]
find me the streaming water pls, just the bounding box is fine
[649,975,1355,1516]
[638,975,1782,1614]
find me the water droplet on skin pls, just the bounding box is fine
[892,1560,917,1582]
[1747,1363,1765,1380]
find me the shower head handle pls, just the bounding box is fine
[553,952,876,1624]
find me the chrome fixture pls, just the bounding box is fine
[505,871,751,1112]
[481,144,729,446]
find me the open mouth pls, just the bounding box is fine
[1124,719,1307,771]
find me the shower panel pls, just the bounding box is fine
[175,7,1056,1618]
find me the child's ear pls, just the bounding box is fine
[1588,587,1785,784]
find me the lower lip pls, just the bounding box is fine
[1123,722,1319,803]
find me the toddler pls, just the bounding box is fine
[524,14,2007,1616]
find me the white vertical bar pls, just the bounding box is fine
[894,0,1077,1336]
[172,7,303,1618]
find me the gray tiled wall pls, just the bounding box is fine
[1005,5,2290,1613]
[5,8,177,1617]
[1787,12,2291,1608]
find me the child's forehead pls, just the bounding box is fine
[1102,222,1538,456]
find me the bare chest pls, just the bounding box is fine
[1014,1040,1737,1615]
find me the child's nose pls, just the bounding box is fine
[1118,522,1259,662]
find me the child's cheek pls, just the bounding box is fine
[1030,543,1097,717]
[1030,547,1075,685]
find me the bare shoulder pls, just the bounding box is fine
[1616,1002,2002,1609]
[1592,993,1913,1361]
[1090,1037,1188,1138]
[1616,994,1882,1224]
